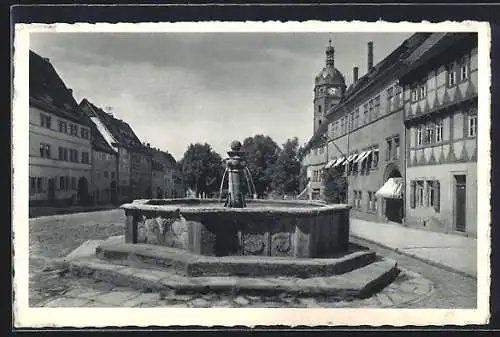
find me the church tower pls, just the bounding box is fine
[313,40,347,133]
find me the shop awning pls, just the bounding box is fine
[375,177,404,199]
[355,150,372,164]
[331,157,345,167]
[325,159,337,169]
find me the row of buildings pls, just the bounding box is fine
[29,50,185,206]
[302,32,478,237]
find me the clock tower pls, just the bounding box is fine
[313,40,346,133]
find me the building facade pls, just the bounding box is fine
[89,124,118,205]
[149,147,178,198]
[29,51,92,206]
[303,35,430,223]
[399,33,478,236]
[80,98,151,202]
[302,33,478,236]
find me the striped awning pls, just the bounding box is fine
[325,159,337,169]
[331,157,345,168]
[355,150,372,163]
[375,178,404,199]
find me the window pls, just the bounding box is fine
[419,84,427,99]
[69,124,78,136]
[59,176,65,190]
[40,114,51,129]
[368,192,377,212]
[363,104,368,123]
[416,181,424,207]
[111,171,115,179]
[69,149,78,162]
[80,128,89,139]
[353,191,362,210]
[104,171,109,178]
[39,143,51,158]
[411,88,418,102]
[340,118,345,134]
[374,95,380,118]
[71,177,76,190]
[416,127,423,146]
[394,137,400,160]
[350,113,355,131]
[386,139,392,161]
[468,113,477,137]
[396,85,403,107]
[368,99,374,121]
[81,151,90,164]
[387,87,394,111]
[372,149,379,169]
[460,62,469,81]
[37,178,43,192]
[30,177,36,194]
[58,120,67,133]
[354,108,359,128]
[318,105,322,113]
[59,147,64,160]
[424,123,434,144]
[427,181,436,207]
[65,176,70,191]
[435,119,443,142]
[448,65,456,86]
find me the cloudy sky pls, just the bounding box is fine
[30,32,412,160]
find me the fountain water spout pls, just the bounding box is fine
[224,140,247,208]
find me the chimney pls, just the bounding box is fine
[367,41,374,71]
[353,67,359,83]
[68,88,73,95]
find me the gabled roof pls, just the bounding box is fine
[79,98,147,153]
[29,50,89,126]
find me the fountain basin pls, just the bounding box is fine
[121,198,351,258]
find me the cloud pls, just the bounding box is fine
[29,31,413,160]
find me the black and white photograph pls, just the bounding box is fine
[12,21,491,327]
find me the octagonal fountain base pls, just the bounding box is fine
[52,198,402,301]
[122,198,350,258]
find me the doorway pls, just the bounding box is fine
[78,177,89,205]
[48,178,55,204]
[384,167,403,223]
[454,175,466,232]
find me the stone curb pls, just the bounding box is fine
[58,257,400,300]
[96,242,377,278]
[350,234,477,280]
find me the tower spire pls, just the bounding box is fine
[326,39,335,67]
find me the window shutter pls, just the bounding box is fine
[410,180,416,209]
[434,180,440,212]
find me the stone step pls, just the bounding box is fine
[95,242,377,278]
[58,256,400,299]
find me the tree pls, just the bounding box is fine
[270,137,301,195]
[241,135,280,198]
[180,143,224,198]
[321,166,347,204]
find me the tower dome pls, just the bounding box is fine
[315,40,346,86]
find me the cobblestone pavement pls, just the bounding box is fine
[30,263,432,308]
[349,237,477,308]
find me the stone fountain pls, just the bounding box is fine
[57,141,400,302]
